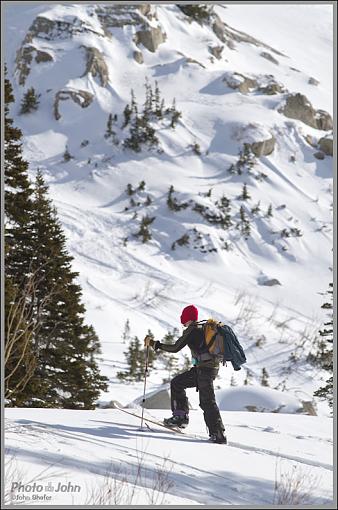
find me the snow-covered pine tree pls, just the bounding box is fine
[20,87,40,114]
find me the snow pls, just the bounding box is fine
[5,407,333,506]
[4,3,334,505]
[215,386,303,413]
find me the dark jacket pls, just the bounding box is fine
[155,321,219,368]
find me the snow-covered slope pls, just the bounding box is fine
[5,407,333,505]
[4,4,333,414]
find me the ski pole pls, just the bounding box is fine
[140,343,150,430]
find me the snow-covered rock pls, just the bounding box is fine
[216,386,303,414]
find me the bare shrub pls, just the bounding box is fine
[273,458,320,505]
[86,452,174,505]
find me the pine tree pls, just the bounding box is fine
[63,145,73,162]
[191,142,201,155]
[135,215,155,243]
[5,69,34,277]
[239,206,251,238]
[240,183,251,200]
[261,368,269,387]
[251,201,261,215]
[230,375,237,386]
[105,113,118,144]
[266,204,273,217]
[130,89,138,116]
[117,336,145,381]
[170,98,182,128]
[159,330,180,382]
[122,104,132,128]
[122,319,131,344]
[20,87,40,114]
[23,171,108,408]
[5,70,37,404]
[154,81,161,117]
[218,194,232,229]
[313,283,333,409]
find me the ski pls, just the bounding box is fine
[114,405,200,437]
[114,406,228,443]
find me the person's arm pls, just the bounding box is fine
[154,323,195,353]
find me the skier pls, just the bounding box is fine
[144,304,227,444]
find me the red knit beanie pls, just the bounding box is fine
[180,305,198,325]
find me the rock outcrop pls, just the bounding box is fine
[81,46,109,87]
[15,45,53,86]
[53,89,94,120]
[278,93,333,130]
[223,72,286,96]
[223,72,257,94]
[209,45,224,60]
[318,135,333,156]
[308,76,320,86]
[245,137,276,157]
[133,50,144,64]
[260,51,279,65]
[135,26,166,52]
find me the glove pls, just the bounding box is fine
[144,335,155,348]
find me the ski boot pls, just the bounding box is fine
[209,429,227,444]
[163,414,189,429]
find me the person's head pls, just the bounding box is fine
[180,305,198,326]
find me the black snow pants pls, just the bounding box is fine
[170,365,225,434]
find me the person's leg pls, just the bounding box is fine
[170,367,197,415]
[197,367,226,437]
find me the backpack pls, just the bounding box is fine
[199,319,246,370]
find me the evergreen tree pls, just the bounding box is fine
[159,330,180,382]
[218,194,232,229]
[240,183,251,200]
[126,183,135,196]
[313,283,333,410]
[230,375,237,386]
[63,145,73,162]
[170,98,182,128]
[23,171,108,408]
[191,142,201,155]
[251,201,261,216]
[105,113,118,144]
[261,368,269,387]
[135,215,155,243]
[130,89,138,115]
[154,81,161,117]
[117,335,145,381]
[266,204,273,217]
[239,206,251,238]
[122,319,131,344]
[138,180,146,191]
[5,70,37,404]
[5,69,34,282]
[20,87,40,114]
[122,104,132,128]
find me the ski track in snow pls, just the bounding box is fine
[5,409,333,505]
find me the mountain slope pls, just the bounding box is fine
[4,3,333,413]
